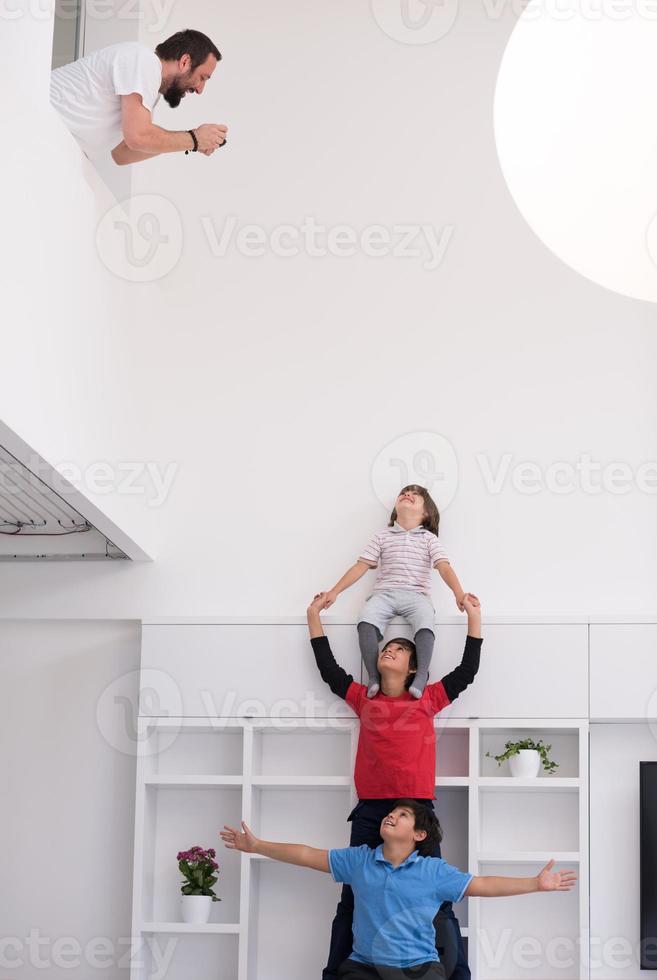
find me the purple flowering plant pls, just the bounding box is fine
[177,845,221,901]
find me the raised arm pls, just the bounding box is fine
[220,821,330,873]
[439,597,482,703]
[436,561,481,613]
[113,94,227,163]
[466,859,577,897]
[307,595,354,699]
[323,560,371,608]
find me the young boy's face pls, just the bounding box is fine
[377,641,413,681]
[395,488,426,523]
[380,805,427,849]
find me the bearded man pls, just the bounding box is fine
[50,28,227,165]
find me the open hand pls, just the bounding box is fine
[220,821,258,854]
[537,859,578,892]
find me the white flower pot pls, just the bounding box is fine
[509,749,541,778]
[181,895,212,924]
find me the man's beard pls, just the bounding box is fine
[162,77,189,108]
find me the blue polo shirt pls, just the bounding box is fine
[328,845,472,969]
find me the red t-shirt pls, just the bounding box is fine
[346,680,451,799]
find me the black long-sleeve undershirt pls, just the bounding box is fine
[310,633,482,703]
[311,635,354,699]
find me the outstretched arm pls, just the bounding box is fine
[220,821,330,873]
[323,561,371,608]
[307,595,354,699]
[436,561,480,612]
[466,860,577,898]
[439,596,482,703]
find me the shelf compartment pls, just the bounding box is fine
[141,785,242,925]
[475,860,581,980]
[479,727,580,779]
[148,726,244,778]
[138,932,239,980]
[435,726,470,778]
[247,855,348,980]
[435,786,470,927]
[252,726,352,778]
[479,788,579,854]
[252,786,352,851]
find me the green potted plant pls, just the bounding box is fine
[487,738,558,778]
[177,845,220,923]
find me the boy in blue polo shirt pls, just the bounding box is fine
[220,799,577,978]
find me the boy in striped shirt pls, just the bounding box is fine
[320,485,479,698]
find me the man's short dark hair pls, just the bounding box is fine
[156,29,221,70]
[391,798,443,857]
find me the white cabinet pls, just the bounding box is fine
[469,720,588,980]
[130,716,588,980]
[590,624,657,719]
[434,625,588,719]
[142,621,588,721]
[140,623,362,718]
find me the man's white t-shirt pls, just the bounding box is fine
[50,42,161,157]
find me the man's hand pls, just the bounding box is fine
[537,859,578,892]
[195,123,228,153]
[322,590,339,609]
[220,821,258,854]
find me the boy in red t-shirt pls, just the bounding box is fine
[307,593,482,980]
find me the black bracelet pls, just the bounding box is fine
[184,130,198,155]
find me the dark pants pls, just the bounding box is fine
[323,800,470,980]
[338,959,446,979]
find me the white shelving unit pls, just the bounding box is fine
[469,719,589,980]
[130,715,588,980]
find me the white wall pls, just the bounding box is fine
[0,5,156,559]
[590,723,657,979]
[0,620,140,979]
[81,0,140,197]
[1,0,656,621]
